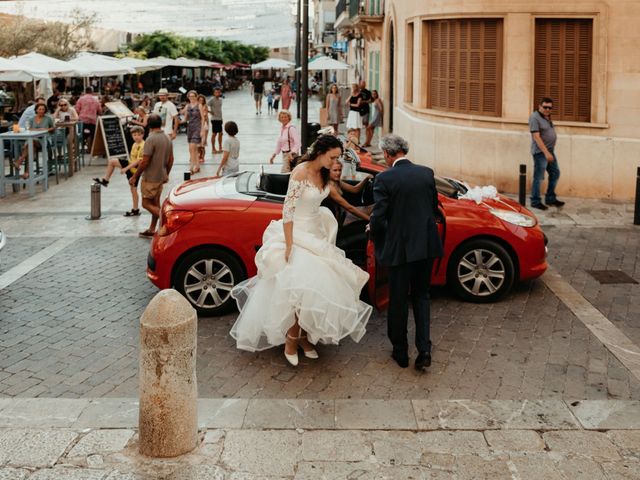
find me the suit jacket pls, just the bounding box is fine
[370,159,444,267]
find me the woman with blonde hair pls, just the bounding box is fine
[270,109,301,173]
[325,84,342,135]
[345,83,363,143]
[197,94,209,162]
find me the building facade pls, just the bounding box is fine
[349,0,640,200]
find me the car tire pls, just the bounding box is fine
[447,239,515,303]
[173,248,245,316]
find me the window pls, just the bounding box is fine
[368,50,380,91]
[405,22,414,103]
[427,18,503,116]
[534,19,592,122]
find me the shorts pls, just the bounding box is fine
[211,120,223,133]
[118,159,139,186]
[141,180,163,200]
[253,93,263,102]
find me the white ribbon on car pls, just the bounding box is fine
[458,184,519,212]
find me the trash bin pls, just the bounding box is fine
[307,122,321,147]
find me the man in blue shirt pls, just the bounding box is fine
[18,97,46,129]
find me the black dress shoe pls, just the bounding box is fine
[547,200,565,207]
[391,351,409,368]
[415,352,432,370]
[531,203,548,210]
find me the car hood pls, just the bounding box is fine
[168,176,254,211]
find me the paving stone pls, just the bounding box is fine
[335,400,417,430]
[221,430,300,476]
[197,399,248,429]
[5,430,78,468]
[555,457,607,479]
[159,465,226,480]
[370,431,422,466]
[484,430,546,453]
[568,400,640,429]
[0,467,30,480]
[417,431,489,455]
[301,430,371,462]
[601,460,640,480]
[0,430,27,464]
[74,399,138,428]
[607,431,640,460]
[543,431,622,461]
[27,468,109,480]
[243,399,334,429]
[103,472,158,480]
[455,455,512,480]
[67,430,135,457]
[413,400,498,430]
[0,398,89,428]
[294,461,377,479]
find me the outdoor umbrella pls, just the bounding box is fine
[118,57,164,73]
[251,58,295,70]
[68,52,136,77]
[305,56,352,71]
[0,57,48,82]
[13,52,86,77]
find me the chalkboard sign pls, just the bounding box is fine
[91,115,129,159]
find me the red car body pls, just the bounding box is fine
[147,159,547,315]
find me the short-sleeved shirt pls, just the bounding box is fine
[128,140,145,174]
[208,97,223,121]
[251,78,266,94]
[32,114,55,130]
[152,100,179,136]
[359,88,371,115]
[222,136,240,174]
[75,94,102,125]
[529,110,557,155]
[142,131,172,182]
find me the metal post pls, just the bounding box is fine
[301,0,309,152]
[519,164,526,206]
[87,183,101,220]
[295,0,302,119]
[184,171,191,181]
[634,167,640,226]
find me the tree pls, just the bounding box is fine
[129,31,187,59]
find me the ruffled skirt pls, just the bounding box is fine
[230,208,372,351]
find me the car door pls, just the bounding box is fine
[365,198,446,311]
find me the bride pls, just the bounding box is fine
[230,135,372,366]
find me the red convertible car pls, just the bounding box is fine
[147,159,547,316]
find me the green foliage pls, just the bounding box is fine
[125,31,269,65]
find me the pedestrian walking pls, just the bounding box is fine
[129,114,174,238]
[208,87,223,154]
[358,80,372,129]
[363,90,383,147]
[75,87,102,150]
[251,72,266,115]
[182,90,204,174]
[345,84,363,143]
[217,121,240,176]
[281,78,293,111]
[369,134,443,370]
[270,110,301,173]
[197,94,209,162]
[273,91,281,111]
[529,97,564,210]
[267,90,274,114]
[152,88,178,141]
[326,84,342,135]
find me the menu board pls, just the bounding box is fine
[91,115,129,159]
[105,101,135,119]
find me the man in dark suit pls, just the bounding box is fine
[369,134,443,370]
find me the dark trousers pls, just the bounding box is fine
[388,259,434,355]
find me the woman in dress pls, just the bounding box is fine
[231,135,372,366]
[183,90,203,174]
[345,83,363,144]
[197,94,209,163]
[325,84,342,135]
[364,90,383,147]
[327,160,373,224]
[280,78,293,111]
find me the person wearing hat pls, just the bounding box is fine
[152,88,178,140]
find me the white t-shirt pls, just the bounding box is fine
[222,136,240,175]
[153,100,178,136]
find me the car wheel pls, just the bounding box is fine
[447,239,515,303]
[174,248,245,316]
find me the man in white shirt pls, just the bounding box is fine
[152,88,178,140]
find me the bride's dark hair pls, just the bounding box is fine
[297,134,344,187]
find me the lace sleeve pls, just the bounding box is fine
[282,178,304,223]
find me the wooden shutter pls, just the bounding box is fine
[534,19,592,122]
[428,19,502,116]
[406,22,414,103]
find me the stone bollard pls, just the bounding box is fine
[139,289,198,457]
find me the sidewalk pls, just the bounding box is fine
[1,397,639,479]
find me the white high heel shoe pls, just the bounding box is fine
[284,334,299,366]
[300,334,319,359]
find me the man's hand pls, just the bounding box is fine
[269,154,276,164]
[545,152,554,162]
[129,175,137,186]
[170,131,177,141]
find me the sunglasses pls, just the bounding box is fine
[541,105,553,110]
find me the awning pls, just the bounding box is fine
[0,57,49,82]
[303,56,352,71]
[251,58,295,70]
[68,52,136,77]
[13,52,86,77]
[117,57,164,73]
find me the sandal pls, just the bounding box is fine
[93,178,109,187]
[284,334,299,366]
[138,230,155,238]
[124,209,140,217]
[299,334,319,359]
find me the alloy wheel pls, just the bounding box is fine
[183,258,235,308]
[457,248,506,297]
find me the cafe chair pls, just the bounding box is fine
[75,121,85,169]
[46,129,69,184]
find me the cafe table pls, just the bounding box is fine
[0,129,49,197]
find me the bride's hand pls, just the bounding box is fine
[284,244,292,262]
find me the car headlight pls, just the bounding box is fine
[489,208,536,227]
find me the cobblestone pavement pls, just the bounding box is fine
[0,397,639,479]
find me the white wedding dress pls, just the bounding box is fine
[230,178,372,351]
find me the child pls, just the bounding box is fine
[216,121,240,177]
[266,90,274,114]
[92,126,144,216]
